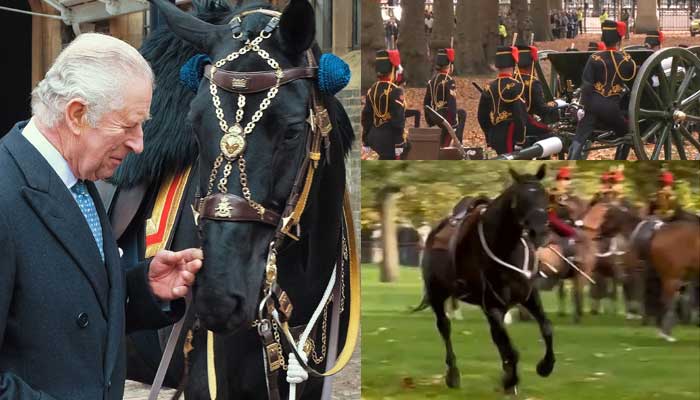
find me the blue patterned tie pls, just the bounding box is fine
[71,181,104,262]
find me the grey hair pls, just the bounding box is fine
[31,33,154,128]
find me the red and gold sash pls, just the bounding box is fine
[145,167,192,258]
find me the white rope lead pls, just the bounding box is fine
[478,221,532,279]
[287,266,337,400]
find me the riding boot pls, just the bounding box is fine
[567,140,584,160]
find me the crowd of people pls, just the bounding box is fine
[551,9,584,39]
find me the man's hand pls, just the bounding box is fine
[148,248,203,300]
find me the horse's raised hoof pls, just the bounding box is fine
[536,357,555,377]
[657,330,677,343]
[502,370,519,392]
[445,367,461,388]
[504,384,518,396]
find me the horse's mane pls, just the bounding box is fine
[110,0,234,188]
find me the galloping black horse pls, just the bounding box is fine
[110,0,355,398]
[417,165,554,394]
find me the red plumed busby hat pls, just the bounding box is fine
[556,166,571,180]
[659,171,674,186]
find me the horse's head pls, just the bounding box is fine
[599,206,632,239]
[151,0,322,333]
[507,165,548,248]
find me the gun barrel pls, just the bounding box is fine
[492,137,563,160]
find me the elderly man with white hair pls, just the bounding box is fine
[0,33,203,399]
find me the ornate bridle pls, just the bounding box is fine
[188,9,359,400]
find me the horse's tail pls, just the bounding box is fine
[411,294,431,313]
[410,221,446,313]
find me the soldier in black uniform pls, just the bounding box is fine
[644,30,664,51]
[361,49,406,160]
[516,45,562,147]
[569,20,637,159]
[423,48,466,147]
[477,46,528,155]
[587,41,605,51]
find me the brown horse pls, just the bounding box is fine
[599,205,700,341]
[535,195,597,323]
[415,166,553,394]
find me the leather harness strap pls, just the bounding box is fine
[204,65,318,94]
[199,193,281,226]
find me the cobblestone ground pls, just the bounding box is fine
[122,336,360,399]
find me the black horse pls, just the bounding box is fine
[109,0,355,398]
[417,165,554,394]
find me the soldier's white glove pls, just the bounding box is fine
[574,219,584,227]
[286,352,309,384]
[555,99,569,108]
[652,75,660,88]
[577,109,586,121]
[394,147,404,157]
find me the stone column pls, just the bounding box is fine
[635,0,659,33]
[332,0,352,56]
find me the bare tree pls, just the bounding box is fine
[378,189,400,282]
[454,0,496,74]
[431,0,454,61]
[398,0,430,87]
[479,0,499,68]
[532,0,554,41]
[361,0,385,93]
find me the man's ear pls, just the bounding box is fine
[65,99,88,135]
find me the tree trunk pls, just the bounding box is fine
[361,0,385,93]
[455,0,488,74]
[479,0,499,69]
[430,0,454,62]
[379,191,400,282]
[532,0,553,41]
[511,0,531,45]
[398,0,430,87]
[550,0,562,10]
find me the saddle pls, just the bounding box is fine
[449,196,491,226]
[430,197,490,253]
[632,217,664,260]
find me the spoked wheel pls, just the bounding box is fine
[629,47,700,160]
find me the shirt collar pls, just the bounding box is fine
[21,118,78,189]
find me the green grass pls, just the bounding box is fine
[361,264,700,400]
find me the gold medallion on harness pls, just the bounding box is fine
[220,131,245,160]
[214,196,233,218]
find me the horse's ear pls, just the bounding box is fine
[149,0,226,53]
[279,0,316,55]
[509,168,521,183]
[536,164,547,180]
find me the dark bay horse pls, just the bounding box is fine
[599,206,700,341]
[109,0,356,398]
[417,165,553,394]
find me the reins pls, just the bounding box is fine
[149,8,359,400]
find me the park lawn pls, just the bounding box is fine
[361,264,700,400]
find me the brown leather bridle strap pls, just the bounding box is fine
[199,193,281,226]
[204,65,318,94]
